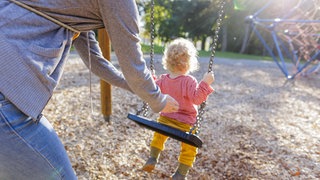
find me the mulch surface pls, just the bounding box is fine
[44,53,320,179]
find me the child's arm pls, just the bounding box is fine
[187,72,214,105]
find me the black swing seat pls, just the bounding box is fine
[127,113,203,148]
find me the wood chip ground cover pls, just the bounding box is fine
[43,53,320,179]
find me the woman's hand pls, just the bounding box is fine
[161,95,179,113]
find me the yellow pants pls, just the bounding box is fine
[150,116,198,167]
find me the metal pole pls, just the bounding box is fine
[98,29,112,122]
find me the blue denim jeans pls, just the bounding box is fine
[0,92,77,179]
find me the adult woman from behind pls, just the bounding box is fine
[0,0,178,179]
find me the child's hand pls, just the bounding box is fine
[202,71,215,85]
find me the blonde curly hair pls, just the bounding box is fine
[162,38,199,74]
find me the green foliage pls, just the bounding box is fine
[141,43,272,61]
[143,0,221,43]
[140,0,305,57]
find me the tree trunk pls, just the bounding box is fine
[201,36,206,50]
[221,25,228,52]
[240,23,251,54]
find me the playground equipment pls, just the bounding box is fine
[98,30,112,122]
[127,0,226,148]
[246,0,320,79]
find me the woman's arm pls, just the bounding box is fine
[98,0,167,112]
[73,31,133,93]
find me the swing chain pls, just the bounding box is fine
[208,0,226,73]
[136,102,150,117]
[149,0,155,73]
[189,100,207,134]
[136,0,155,117]
[191,0,226,135]
[137,0,226,135]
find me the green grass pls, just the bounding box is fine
[207,51,273,61]
[142,43,273,61]
[141,44,165,54]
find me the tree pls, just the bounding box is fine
[141,0,293,56]
[182,0,221,50]
[143,0,223,50]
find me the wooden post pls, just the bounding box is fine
[98,29,112,122]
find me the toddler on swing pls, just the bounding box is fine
[142,38,215,179]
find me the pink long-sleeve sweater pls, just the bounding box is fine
[156,74,214,125]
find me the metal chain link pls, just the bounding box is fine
[136,0,155,117]
[208,0,226,73]
[136,102,150,117]
[191,0,226,135]
[149,0,155,73]
[137,0,226,134]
